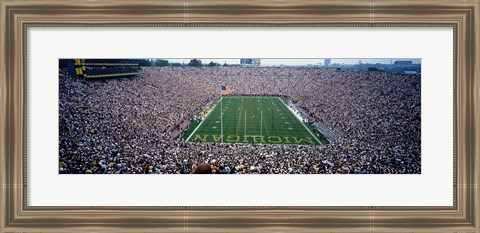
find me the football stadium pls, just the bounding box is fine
[182,96,328,145]
[59,58,421,174]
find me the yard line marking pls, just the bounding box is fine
[186,97,222,142]
[260,99,271,136]
[277,97,322,145]
[235,96,244,135]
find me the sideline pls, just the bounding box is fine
[185,97,223,142]
[277,97,323,145]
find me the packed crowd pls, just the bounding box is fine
[59,66,421,174]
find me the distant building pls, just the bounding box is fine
[394,60,413,65]
[324,59,331,66]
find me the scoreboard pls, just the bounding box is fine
[240,59,261,66]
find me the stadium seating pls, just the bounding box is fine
[68,59,142,79]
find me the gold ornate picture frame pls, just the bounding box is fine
[1,0,479,232]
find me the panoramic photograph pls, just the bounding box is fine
[59,58,421,174]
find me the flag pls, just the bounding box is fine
[220,84,234,95]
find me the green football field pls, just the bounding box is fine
[182,96,328,145]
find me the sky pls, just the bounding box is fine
[155,58,421,66]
